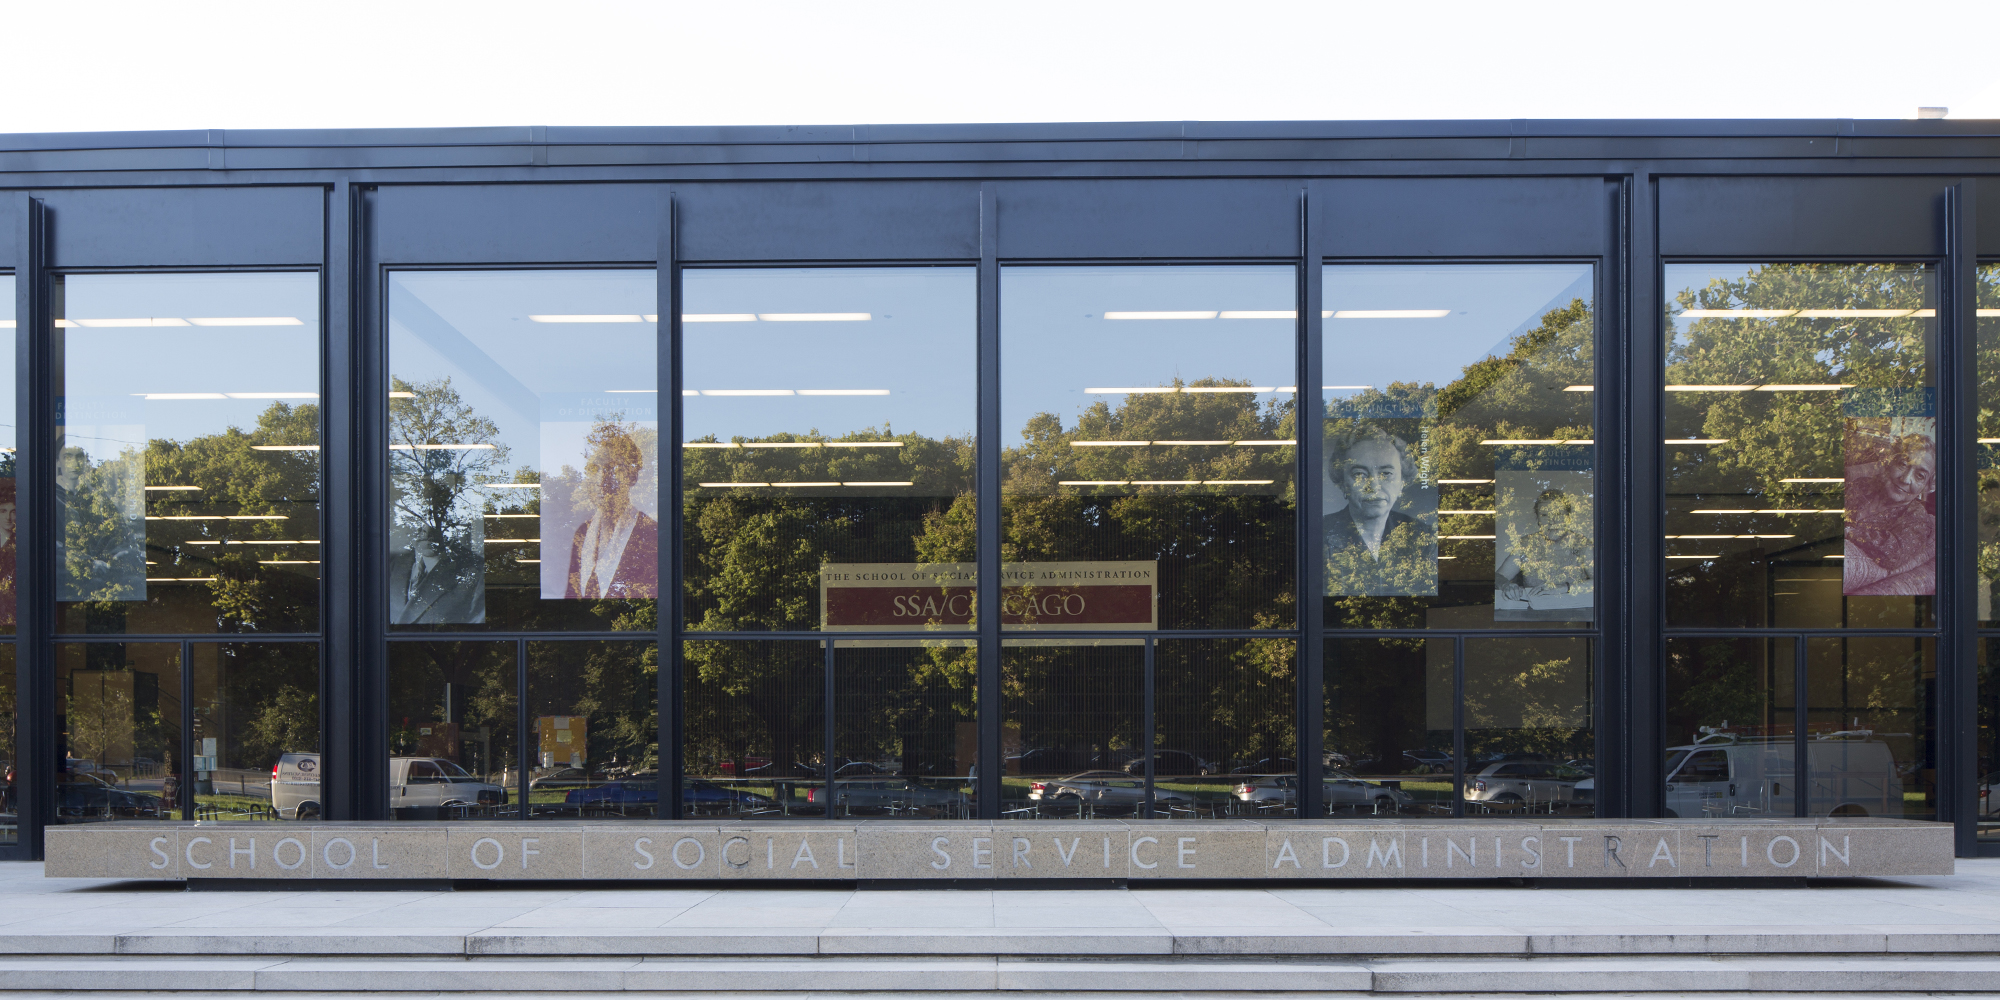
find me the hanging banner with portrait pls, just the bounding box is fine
[1322,392,1438,597]
[1843,388,1935,597]
[1493,445,1594,622]
[540,393,660,601]
[55,395,146,602]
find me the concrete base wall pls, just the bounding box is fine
[44,818,1952,882]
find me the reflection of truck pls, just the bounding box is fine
[270,753,507,819]
[1664,734,1902,818]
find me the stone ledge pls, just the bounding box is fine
[43,818,1952,883]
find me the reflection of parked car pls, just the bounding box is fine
[830,761,892,778]
[57,771,160,819]
[567,776,773,813]
[1027,770,1194,813]
[1234,771,1413,812]
[1125,751,1214,776]
[1664,734,1900,818]
[1229,758,1298,775]
[528,767,595,791]
[809,778,969,816]
[1463,762,1589,806]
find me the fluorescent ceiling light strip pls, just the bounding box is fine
[139,393,228,400]
[1085,387,1181,394]
[1160,440,1233,446]
[758,313,870,322]
[844,481,914,487]
[71,317,190,328]
[227,392,318,399]
[258,560,320,565]
[1679,309,1797,318]
[1666,555,1719,559]
[700,483,767,488]
[1323,385,1371,390]
[1440,535,1497,540]
[773,482,840,487]
[1103,311,1217,320]
[516,559,542,564]
[390,443,497,450]
[1073,441,1149,447]
[1980,310,2000,318]
[484,538,542,544]
[1184,386,1276,393]
[1205,480,1275,485]
[1980,439,2000,444]
[702,389,794,396]
[482,483,541,488]
[485,513,537,519]
[1565,386,1594,392]
[1330,310,1452,319]
[682,314,758,322]
[187,317,304,327]
[1234,440,1294,446]
[389,391,415,398]
[1132,480,1200,486]
[1793,309,1916,318]
[1780,478,1844,483]
[1060,481,1130,486]
[144,486,202,491]
[685,442,740,449]
[1666,385,1757,391]
[604,390,656,394]
[1824,554,1847,559]
[1438,479,1493,484]
[1438,510,1496,515]
[744,442,821,449]
[1481,439,1593,445]
[1666,438,1730,444]
[528,314,646,323]
[250,445,318,451]
[0,321,12,329]
[1758,384,1853,391]
[796,389,891,396]
[1217,311,1296,319]
[826,442,903,448]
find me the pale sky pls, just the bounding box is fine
[3,0,1997,135]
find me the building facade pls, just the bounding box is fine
[1,120,1997,861]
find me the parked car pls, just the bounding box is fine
[1663,734,1901,818]
[567,776,773,814]
[271,752,322,819]
[1026,770,1194,813]
[1124,750,1215,776]
[1463,761,1590,806]
[808,778,969,816]
[56,771,160,819]
[1234,770,1414,813]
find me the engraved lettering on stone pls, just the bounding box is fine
[470,837,503,871]
[1447,837,1473,868]
[1697,833,1718,867]
[1559,836,1582,868]
[185,836,214,870]
[1649,838,1676,869]
[1177,837,1197,869]
[273,837,307,871]
[1520,836,1540,869]
[723,836,750,870]
[930,836,951,870]
[372,838,389,870]
[1322,837,1349,869]
[1767,835,1801,868]
[1603,835,1626,869]
[633,837,656,870]
[520,838,540,870]
[1366,839,1401,869]
[1012,837,1031,869]
[1053,836,1080,866]
[838,838,855,869]
[1131,836,1159,869]
[972,837,992,869]
[1821,835,1850,867]
[673,837,705,870]
[1273,838,1300,869]
[792,838,817,870]
[229,838,255,869]
[150,836,172,870]
[325,837,357,871]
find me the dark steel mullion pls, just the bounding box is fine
[974,184,1001,819]
[1451,636,1466,819]
[1794,635,1810,818]
[516,638,529,820]
[1142,636,1156,819]
[181,639,194,820]
[1593,177,1622,820]
[355,188,390,820]
[322,180,357,821]
[1296,184,1326,820]
[1622,169,1664,818]
[12,196,51,857]
[1945,180,1979,854]
[823,638,837,818]
[658,194,681,820]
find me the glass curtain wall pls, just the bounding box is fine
[53,273,322,828]
[1663,263,1939,821]
[0,275,14,845]
[1972,262,2000,841]
[679,267,977,818]
[384,269,660,821]
[1320,264,1599,818]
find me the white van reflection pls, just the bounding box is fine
[1664,729,1903,818]
[270,753,507,819]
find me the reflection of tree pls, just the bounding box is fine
[389,376,510,552]
[64,674,134,771]
[59,442,146,603]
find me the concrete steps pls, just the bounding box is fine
[2,954,2000,993]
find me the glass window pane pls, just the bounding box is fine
[681,639,823,817]
[190,642,317,821]
[1463,637,1594,817]
[829,641,975,819]
[388,270,657,632]
[527,640,656,819]
[680,268,975,634]
[55,274,320,635]
[1327,638,1453,817]
[387,641,516,819]
[1002,266,1296,631]
[1975,263,2000,625]
[0,274,14,635]
[1156,637,1295,819]
[1001,640,1144,819]
[1805,637,1932,820]
[1663,637,1797,818]
[56,642,181,823]
[1978,639,2000,842]
[1663,264,1936,629]
[1321,264,1596,630]
[0,647,14,842]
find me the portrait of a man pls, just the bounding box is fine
[562,424,659,599]
[1495,485,1593,620]
[389,524,485,624]
[1323,424,1438,597]
[1844,416,1936,596]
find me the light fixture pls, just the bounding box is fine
[485,513,537,519]
[1794,309,1915,319]
[1073,441,1150,447]
[1665,534,1797,540]
[1086,387,1181,394]
[1205,479,1275,485]
[1440,534,1496,540]
[1666,438,1730,444]
[516,558,543,564]
[71,317,191,328]
[1438,479,1493,484]
[484,538,542,544]
[390,443,497,450]
[827,442,903,448]
[1060,480,1130,486]
[145,486,201,492]
[187,317,305,327]
[744,442,821,449]
[1438,509,1496,515]
[528,314,646,323]
[251,445,319,452]
[700,389,795,396]
[700,482,767,488]
[389,391,416,398]
[258,560,321,565]
[685,442,741,449]
[1824,554,1847,559]
[146,577,217,583]
[604,390,657,394]
[844,481,914,487]
[1159,440,1233,446]
[1217,311,1296,319]
[1132,480,1201,486]
[1103,311,1217,320]
[1666,385,1757,392]
[1234,440,1294,446]
[773,482,841,487]
[1481,439,1593,445]
[226,392,318,399]
[1678,309,1796,319]
[1565,386,1594,392]
[1330,310,1452,319]
[683,313,759,323]
[482,483,542,489]
[1981,439,2000,445]
[1058,479,1275,486]
[138,393,228,400]
[1688,508,1843,515]
[796,389,891,396]
[1980,310,2000,318]
[1666,555,1719,560]
[1780,478,1843,483]
[1757,384,1853,391]
[758,313,870,322]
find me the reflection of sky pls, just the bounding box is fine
[59,273,319,449]
[681,267,975,442]
[1321,264,1593,399]
[1002,266,1296,435]
[390,270,659,473]
[1663,263,1758,343]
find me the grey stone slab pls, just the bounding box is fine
[308,827,447,880]
[854,823,995,879]
[1173,929,1527,955]
[1524,929,1889,955]
[819,928,1172,955]
[627,957,997,991]
[112,931,466,955]
[1812,820,1956,876]
[1122,821,1267,879]
[1734,956,2000,991]
[1671,824,1823,876]
[0,934,117,955]
[1365,956,1754,992]
[0,957,281,991]
[581,826,721,880]
[996,958,1371,991]
[444,826,584,880]
[714,827,861,880]
[253,957,636,991]
[993,824,1131,879]
[469,928,820,956]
